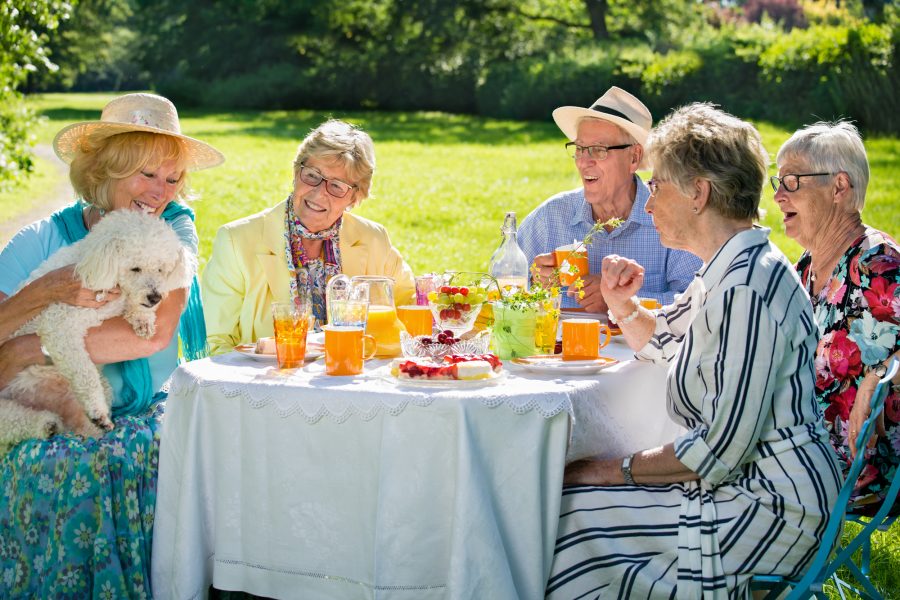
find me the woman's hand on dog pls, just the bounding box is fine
[39,266,121,307]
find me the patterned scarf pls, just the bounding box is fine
[283,195,342,330]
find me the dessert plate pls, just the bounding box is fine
[234,342,324,363]
[510,354,618,375]
[384,368,507,388]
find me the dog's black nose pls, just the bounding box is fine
[146,291,162,306]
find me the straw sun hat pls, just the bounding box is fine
[552,86,652,148]
[52,93,224,171]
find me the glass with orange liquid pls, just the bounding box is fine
[554,244,589,287]
[366,305,404,357]
[397,305,433,337]
[271,300,310,369]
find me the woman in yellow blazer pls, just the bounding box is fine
[202,119,415,355]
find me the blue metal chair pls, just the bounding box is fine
[752,357,900,600]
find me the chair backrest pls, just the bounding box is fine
[783,357,899,599]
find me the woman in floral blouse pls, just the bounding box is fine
[774,121,900,515]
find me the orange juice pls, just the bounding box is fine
[554,245,589,287]
[324,326,377,376]
[397,305,433,337]
[639,297,661,310]
[562,318,610,360]
[366,304,403,357]
[474,302,494,331]
[272,310,309,369]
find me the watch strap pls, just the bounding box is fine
[621,453,636,485]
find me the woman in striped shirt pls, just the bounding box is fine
[547,103,841,598]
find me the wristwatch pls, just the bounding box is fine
[873,363,888,379]
[621,453,636,485]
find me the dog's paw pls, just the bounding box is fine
[90,413,115,432]
[39,413,63,438]
[131,317,156,339]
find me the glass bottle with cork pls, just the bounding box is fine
[488,212,529,295]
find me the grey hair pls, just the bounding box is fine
[647,102,768,221]
[292,119,376,205]
[776,120,868,212]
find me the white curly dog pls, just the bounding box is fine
[0,210,195,453]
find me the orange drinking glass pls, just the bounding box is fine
[366,304,403,357]
[554,244,589,287]
[324,325,377,376]
[639,297,662,310]
[397,305,433,337]
[272,300,310,369]
[561,318,611,361]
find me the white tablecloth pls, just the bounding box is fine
[151,341,683,600]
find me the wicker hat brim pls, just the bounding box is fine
[52,121,224,171]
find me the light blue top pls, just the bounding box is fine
[0,212,198,407]
[517,176,702,307]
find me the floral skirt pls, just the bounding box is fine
[0,401,164,598]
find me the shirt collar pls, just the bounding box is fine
[698,226,771,289]
[570,175,653,233]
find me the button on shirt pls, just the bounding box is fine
[517,177,701,307]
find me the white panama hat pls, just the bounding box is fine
[52,93,224,171]
[552,86,652,147]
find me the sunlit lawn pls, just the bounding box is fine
[3,93,899,598]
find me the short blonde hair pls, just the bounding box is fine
[647,103,768,221]
[776,121,869,212]
[69,131,191,211]
[292,119,375,206]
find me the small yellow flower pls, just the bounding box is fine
[577,290,585,300]
[574,278,585,291]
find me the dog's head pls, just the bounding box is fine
[75,210,197,308]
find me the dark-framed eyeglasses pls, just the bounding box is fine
[565,142,633,161]
[298,164,358,198]
[769,172,834,193]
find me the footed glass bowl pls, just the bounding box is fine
[400,329,491,359]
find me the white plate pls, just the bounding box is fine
[510,354,618,375]
[234,343,324,363]
[386,368,507,388]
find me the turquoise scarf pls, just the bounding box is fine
[50,201,207,417]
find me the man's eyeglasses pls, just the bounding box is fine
[565,142,633,161]
[769,172,834,193]
[298,164,358,198]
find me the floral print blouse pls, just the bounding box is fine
[797,227,900,515]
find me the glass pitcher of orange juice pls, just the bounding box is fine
[351,276,403,357]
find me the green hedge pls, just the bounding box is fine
[477,22,898,134]
[157,21,897,134]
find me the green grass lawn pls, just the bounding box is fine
[2,93,899,598]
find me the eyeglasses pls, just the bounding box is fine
[565,142,633,161]
[298,164,358,198]
[769,172,834,193]
[647,178,660,199]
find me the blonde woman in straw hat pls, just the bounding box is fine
[519,86,700,311]
[0,92,223,595]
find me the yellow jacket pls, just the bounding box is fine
[202,203,416,355]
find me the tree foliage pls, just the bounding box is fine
[0,0,73,190]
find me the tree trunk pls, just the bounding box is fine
[583,0,609,40]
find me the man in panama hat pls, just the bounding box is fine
[519,86,700,312]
